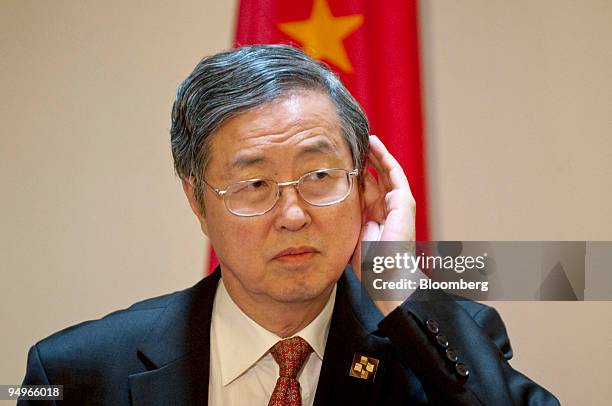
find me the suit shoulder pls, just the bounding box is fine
[454,299,507,331]
[122,288,181,311]
[34,286,192,365]
[414,290,495,319]
[454,297,490,317]
[454,298,513,358]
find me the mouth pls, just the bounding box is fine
[273,246,319,263]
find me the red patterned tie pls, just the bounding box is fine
[268,336,313,406]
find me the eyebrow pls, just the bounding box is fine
[229,155,267,169]
[229,139,341,170]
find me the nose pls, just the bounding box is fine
[273,184,311,231]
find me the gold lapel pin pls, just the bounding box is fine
[349,353,379,382]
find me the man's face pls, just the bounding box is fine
[189,90,362,305]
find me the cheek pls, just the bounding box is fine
[346,193,364,231]
[213,224,262,258]
[322,198,362,255]
[203,208,268,267]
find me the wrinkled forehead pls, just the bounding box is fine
[205,91,354,176]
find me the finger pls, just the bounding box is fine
[369,135,413,196]
[367,135,416,242]
[362,221,382,241]
[368,136,415,218]
[369,138,410,199]
[380,198,415,241]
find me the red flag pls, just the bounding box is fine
[209,0,428,272]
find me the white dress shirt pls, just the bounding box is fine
[208,279,337,406]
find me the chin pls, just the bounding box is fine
[271,289,326,304]
[270,273,338,304]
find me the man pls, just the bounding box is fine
[20,45,559,405]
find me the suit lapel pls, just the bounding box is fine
[313,269,395,405]
[128,268,420,405]
[128,270,221,406]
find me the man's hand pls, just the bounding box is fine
[350,135,416,316]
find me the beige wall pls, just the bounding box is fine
[421,0,612,241]
[1,0,610,404]
[0,0,237,400]
[419,2,612,404]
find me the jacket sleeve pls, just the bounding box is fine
[18,344,57,406]
[377,289,560,405]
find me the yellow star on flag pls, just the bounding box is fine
[277,0,363,73]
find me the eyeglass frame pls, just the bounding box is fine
[200,168,360,217]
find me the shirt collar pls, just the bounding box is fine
[212,279,336,386]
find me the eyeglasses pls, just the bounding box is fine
[201,168,359,217]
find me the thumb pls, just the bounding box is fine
[362,221,383,241]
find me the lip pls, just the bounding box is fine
[273,246,319,260]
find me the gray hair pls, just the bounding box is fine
[170,44,369,209]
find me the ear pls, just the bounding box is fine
[357,165,370,225]
[357,159,372,208]
[181,177,210,237]
[359,166,384,225]
[358,170,367,216]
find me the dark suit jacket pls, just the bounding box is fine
[20,268,559,405]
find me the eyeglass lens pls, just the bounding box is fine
[225,169,352,216]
